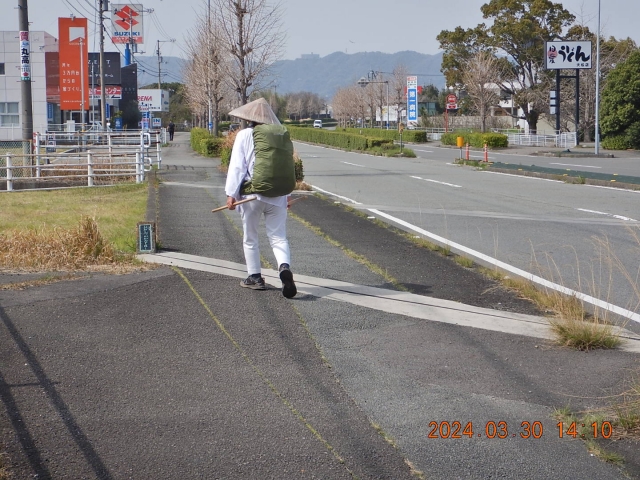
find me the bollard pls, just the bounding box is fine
[156,141,161,168]
[6,154,13,191]
[136,152,142,183]
[87,151,94,187]
[484,143,488,162]
[465,143,470,161]
[35,132,41,178]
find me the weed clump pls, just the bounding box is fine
[0,216,125,271]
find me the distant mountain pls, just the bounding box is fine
[130,51,445,99]
[266,51,445,99]
[134,55,187,87]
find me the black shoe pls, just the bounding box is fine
[241,275,266,290]
[279,264,297,298]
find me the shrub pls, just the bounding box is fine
[625,122,640,149]
[440,131,508,148]
[200,137,223,157]
[287,126,392,150]
[190,128,210,151]
[219,130,238,168]
[294,151,304,182]
[601,135,631,150]
[343,128,427,143]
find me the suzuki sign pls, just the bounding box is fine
[111,4,144,44]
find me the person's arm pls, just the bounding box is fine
[225,129,251,202]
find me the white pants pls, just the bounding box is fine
[240,199,290,275]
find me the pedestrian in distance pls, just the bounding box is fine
[168,119,175,141]
[224,98,297,298]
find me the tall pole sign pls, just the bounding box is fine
[545,40,592,141]
[407,76,418,128]
[59,17,89,115]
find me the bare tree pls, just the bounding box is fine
[184,10,232,135]
[462,51,504,132]
[214,0,285,109]
[389,64,409,123]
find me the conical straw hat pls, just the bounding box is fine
[228,98,281,125]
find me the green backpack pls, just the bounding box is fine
[241,124,296,197]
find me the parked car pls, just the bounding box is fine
[313,119,322,128]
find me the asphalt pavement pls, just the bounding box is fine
[1,131,639,479]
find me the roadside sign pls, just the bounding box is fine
[446,94,457,104]
[137,222,156,253]
[46,134,56,153]
[446,103,458,110]
[152,117,161,127]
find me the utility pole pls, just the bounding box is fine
[156,39,174,90]
[99,0,107,130]
[156,39,161,89]
[18,0,33,148]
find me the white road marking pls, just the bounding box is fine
[312,185,362,205]
[410,176,462,188]
[482,171,563,183]
[577,208,638,222]
[414,149,433,153]
[550,162,602,169]
[309,186,640,325]
[138,253,640,349]
[342,161,366,167]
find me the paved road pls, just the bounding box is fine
[295,140,640,333]
[1,131,638,479]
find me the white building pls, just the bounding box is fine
[0,31,58,141]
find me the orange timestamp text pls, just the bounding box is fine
[427,421,544,439]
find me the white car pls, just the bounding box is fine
[313,120,322,128]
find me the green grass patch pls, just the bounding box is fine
[0,183,148,253]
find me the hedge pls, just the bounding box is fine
[190,128,224,157]
[440,131,508,148]
[601,135,631,150]
[287,126,393,150]
[343,128,427,143]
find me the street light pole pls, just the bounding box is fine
[595,0,601,154]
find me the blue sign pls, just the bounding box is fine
[137,222,156,253]
[115,117,123,130]
[47,103,54,121]
[142,111,150,119]
[106,103,111,120]
[407,88,418,123]
[208,122,213,130]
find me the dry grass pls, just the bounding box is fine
[0,216,144,273]
[1,184,147,253]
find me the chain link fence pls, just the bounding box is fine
[0,141,32,178]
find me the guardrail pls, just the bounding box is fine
[507,132,577,148]
[1,150,156,191]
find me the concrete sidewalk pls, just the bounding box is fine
[1,131,638,479]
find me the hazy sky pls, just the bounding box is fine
[1,0,637,61]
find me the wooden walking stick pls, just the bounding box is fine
[211,197,256,213]
[287,196,308,208]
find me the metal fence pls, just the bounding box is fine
[506,132,577,148]
[1,130,163,191]
[1,150,154,191]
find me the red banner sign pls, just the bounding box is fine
[59,17,89,111]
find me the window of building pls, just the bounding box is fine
[0,63,5,75]
[0,102,20,127]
